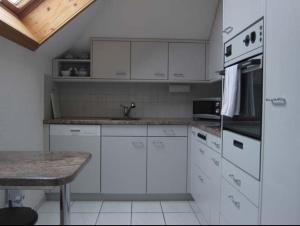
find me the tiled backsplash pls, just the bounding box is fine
[57,82,221,118]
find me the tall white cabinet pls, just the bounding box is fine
[223,0,264,42]
[261,0,300,224]
[207,0,224,81]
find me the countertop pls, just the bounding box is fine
[0,151,91,187]
[44,117,221,137]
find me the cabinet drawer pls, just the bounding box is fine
[205,147,221,185]
[223,130,261,179]
[192,128,208,145]
[207,134,222,154]
[191,139,209,173]
[223,159,260,207]
[148,125,188,137]
[221,179,259,225]
[191,164,210,223]
[50,125,101,136]
[102,125,147,137]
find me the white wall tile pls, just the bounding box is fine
[57,83,221,118]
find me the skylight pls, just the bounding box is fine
[5,0,33,10]
[8,0,22,5]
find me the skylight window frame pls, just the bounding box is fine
[1,0,35,14]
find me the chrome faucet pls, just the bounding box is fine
[121,102,136,118]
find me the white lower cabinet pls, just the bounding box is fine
[191,163,211,224]
[101,137,147,194]
[147,137,188,194]
[221,179,259,225]
[191,127,222,225]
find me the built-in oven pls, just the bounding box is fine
[222,18,264,141]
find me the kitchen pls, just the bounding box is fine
[0,0,299,225]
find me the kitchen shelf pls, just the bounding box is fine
[53,58,91,78]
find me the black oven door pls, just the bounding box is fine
[223,55,263,140]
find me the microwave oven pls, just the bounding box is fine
[193,98,221,120]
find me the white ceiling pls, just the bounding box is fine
[39,0,219,57]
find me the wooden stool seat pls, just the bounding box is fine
[0,207,38,225]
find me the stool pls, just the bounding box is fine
[0,207,38,225]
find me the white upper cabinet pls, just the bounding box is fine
[207,1,224,81]
[223,0,264,43]
[131,42,168,80]
[92,40,130,80]
[169,43,206,82]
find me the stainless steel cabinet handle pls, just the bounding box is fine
[228,195,241,210]
[223,26,234,34]
[211,158,220,167]
[199,149,205,155]
[174,73,185,78]
[198,176,204,183]
[163,129,176,136]
[153,141,165,149]
[212,142,220,149]
[229,174,242,187]
[132,141,145,149]
[70,130,81,133]
[266,98,287,106]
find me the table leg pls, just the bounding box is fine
[60,184,71,225]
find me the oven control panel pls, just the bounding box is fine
[224,19,264,67]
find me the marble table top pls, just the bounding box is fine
[0,151,91,187]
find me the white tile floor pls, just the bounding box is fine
[36,201,201,225]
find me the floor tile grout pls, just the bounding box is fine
[160,201,167,225]
[38,201,201,225]
[95,201,104,225]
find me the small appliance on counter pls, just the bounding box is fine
[193,98,222,121]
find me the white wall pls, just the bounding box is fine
[0,37,51,208]
[73,0,219,51]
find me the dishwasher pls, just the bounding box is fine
[49,125,101,194]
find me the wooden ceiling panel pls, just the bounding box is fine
[21,0,95,44]
[0,5,39,50]
[0,0,95,50]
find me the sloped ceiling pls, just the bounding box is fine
[38,0,219,58]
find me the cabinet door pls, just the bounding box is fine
[147,137,187,193]
[207,1,224,81]
[131,42,168,80]
[262,1,300,224]
[169,43,206,81]
[223,0,264,42]
[101,137,147,194]
[50,125,101,194]
[92,41,130,80]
